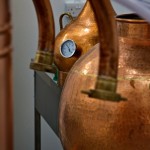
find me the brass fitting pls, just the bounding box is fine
[30,51,56,73]
[82,76,126,102]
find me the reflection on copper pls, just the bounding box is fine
[30,0,56,73]
[0,0,13,150]
[59,13,150,149]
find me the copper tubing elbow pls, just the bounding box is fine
[30,0,56,73]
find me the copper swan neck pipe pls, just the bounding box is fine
[90,0,118,78]
[30,0,56,73]
[33,0,55,52]
[83,0,125,101]
[0,0,13,150]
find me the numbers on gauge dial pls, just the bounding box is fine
[60,40,76,58]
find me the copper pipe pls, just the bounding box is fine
[0,0,13,150]
[89,0,118,78]
[30,0,56,73]
[83,0,125,101]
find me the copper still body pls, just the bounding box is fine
[0,0,13,150]
[54,0,99,86]
[59,10,150,150]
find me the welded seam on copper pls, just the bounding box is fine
[71,69,150,81]
[0,23,12,34]
[0,47,12,57]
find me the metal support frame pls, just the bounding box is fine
[35,109,41,150]
[34,71,62,150]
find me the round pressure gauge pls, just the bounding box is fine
[60,39,76,58]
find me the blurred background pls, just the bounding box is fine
[11,0,132,149]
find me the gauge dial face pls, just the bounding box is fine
[60,39,76,58]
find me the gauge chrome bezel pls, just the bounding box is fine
[60,39,76,58]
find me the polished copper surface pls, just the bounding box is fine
[30,0,56,73]
[0,0,13,150]
[59,13,150,150]
[54,0,99,74]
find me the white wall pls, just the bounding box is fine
[11,0,132,150]
[112,0,132,14]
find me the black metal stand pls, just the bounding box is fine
[35,109,41,150]
[34,71,62,150]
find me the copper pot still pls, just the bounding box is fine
[59,13,150,150]
[54,0,99,87]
